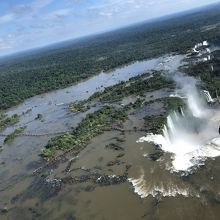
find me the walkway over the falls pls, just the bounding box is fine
[0,127,148,138]
[0,131,72,137]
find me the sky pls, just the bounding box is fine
[0,0,220,56]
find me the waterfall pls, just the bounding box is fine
[138,74,220,172]
[203,90,215,103]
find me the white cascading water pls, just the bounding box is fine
[138,73,220,172]
[203,90,215,103]
[127,168,196,198]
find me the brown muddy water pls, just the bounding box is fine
[2,54,220,220]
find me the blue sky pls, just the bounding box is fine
[0,0,219,56]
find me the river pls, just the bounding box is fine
[0,55,171,218]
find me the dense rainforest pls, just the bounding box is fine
[0,4,220,110]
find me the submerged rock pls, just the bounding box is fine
[117,153,125,158]
[96,174,127,186]
[105,143,124,151]
[84,185,96,192]
[0,161,5,165]
[214,193,220,204]
[148,151,164,161]
[115,137,126,143]
[0,146,3,152]
[19,177,62,201]
[62,165,131,187]
[45,178,62,188]
[106,160,124,166]
[1,206,8,214]
[199,185,210,193]
[11,193,22,204]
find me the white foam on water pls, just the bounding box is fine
[169,93,186,99]
[203,90,215,103]
[128,168,197,198]
[139,134,220,172]
[138,70,220,173]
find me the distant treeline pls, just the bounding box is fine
[0,5,220,109]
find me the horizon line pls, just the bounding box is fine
[0,1,219,60]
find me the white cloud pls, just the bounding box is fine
[0,0,55,25]
[99,11,113,17]
[0,13,15,24]
[51,8,73,18]
[0,44,12,50]
[12,4,30,14]
[0,38,13,50]
[31,0,55,11]
[1,0,220,56]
